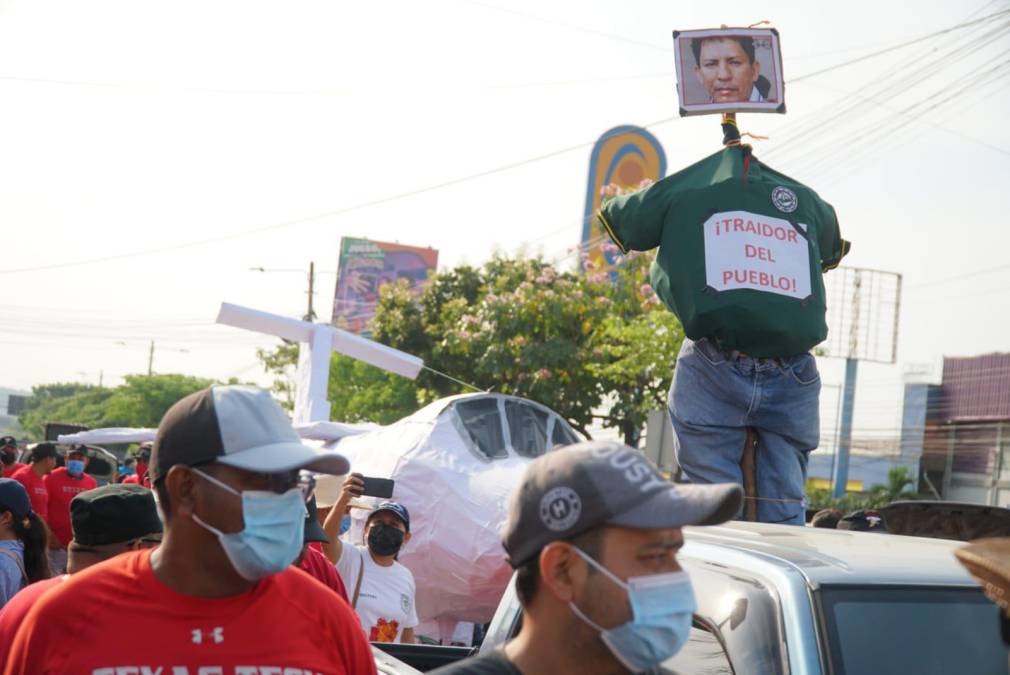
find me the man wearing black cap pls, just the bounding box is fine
[322,474,418,644]
[0,438,25,479]
[5,385,376,675]
[432,440,742,675]
[44,445,98,574]
[122,441,152,487]
[0,483,163,664]
[10,443,58,524]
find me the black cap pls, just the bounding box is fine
[0,436,17,449]
[70,484,163,546]
[303,494,329,544]
[367,501,411,532]
[0,478,33,519]
[29,443,58,462]
[151,385,348,482]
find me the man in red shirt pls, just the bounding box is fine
[0,482,163,667]
[5,385,376,674]
[122,442,152,487]
[10,443,57,523]
[0,438,25,479]
[296,494,349,602]
[43,445,98,573]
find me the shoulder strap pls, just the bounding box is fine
[351,550,365,609]
[0,547,27,586]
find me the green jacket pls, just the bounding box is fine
[599,146,850,357]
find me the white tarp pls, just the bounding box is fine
[326,393,579,626]
[56,428,157,445]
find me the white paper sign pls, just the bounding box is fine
[703,210,811,299]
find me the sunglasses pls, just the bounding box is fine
[260,469,316,502]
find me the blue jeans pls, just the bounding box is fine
[668,338,820,525]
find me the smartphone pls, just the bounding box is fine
[359,476,395,499]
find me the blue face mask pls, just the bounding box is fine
[190,468,306,581]
[568,546,696,673]
[339,515,352,535]
[66,459,86,476]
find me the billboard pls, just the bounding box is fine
[673,27,785,116]
[330,238,438,335]
[581,126,666,271]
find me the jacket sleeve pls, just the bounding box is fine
[818,203,851,272]
[597,179,676,254]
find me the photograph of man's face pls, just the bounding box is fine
[693,37,761,103]
[674,28,784,115]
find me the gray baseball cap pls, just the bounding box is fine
[502,440,743,567]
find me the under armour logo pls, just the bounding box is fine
[191,627,224,644]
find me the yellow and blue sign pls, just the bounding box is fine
[582,126,666,268]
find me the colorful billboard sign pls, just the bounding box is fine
[331,238,439,335]
[581,126,666,270]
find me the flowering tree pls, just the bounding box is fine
[258,181,685,443]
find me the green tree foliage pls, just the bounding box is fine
[258,244,684,443]
[18,374,215,439]
[806,466,922,513]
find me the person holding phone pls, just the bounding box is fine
[322,473,418,644]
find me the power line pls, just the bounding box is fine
[787,8,1010,84]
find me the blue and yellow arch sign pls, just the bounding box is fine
[581,126,666,268]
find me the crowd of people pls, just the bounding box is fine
[0,385,1003,674]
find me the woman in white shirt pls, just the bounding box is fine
[322,474,418,644]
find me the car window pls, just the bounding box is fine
[550,418,578,448]
[664,620,734,674]
[678,557,785,673]
[504,400,549,458]
[819,585,1009,675]
[454,399,508,460]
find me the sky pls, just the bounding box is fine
[2,0,1009,443]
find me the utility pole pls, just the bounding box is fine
[148,340,155,376]
[305,261,316,322]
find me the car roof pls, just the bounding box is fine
[683,521,977,587]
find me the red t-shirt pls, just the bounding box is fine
[121,463,150,488]
[0,575,64,668]
[43,468,97,548]
[4,549,377,675]
[1,464,26,479]
[9,466,48,522]
[297,546,349,602]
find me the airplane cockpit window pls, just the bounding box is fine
[455,398,508,460]
[551,420,578,448]
[505,400,549,458]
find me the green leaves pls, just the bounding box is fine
[18,374,215,439]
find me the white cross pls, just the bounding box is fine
[216,302,423,424]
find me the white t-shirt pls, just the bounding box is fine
[336,544,418,643]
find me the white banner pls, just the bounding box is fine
[703,210,812,299]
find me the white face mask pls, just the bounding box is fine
[190,469,306,581]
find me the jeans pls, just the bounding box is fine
[668,338,820,525]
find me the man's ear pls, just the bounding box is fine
[403,531,412,545]
[164,465,198,518]
[538,542,586,604]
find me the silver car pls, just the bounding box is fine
[479,521,1008,674]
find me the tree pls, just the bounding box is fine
[258,244,683,443]
[18,374,216,439]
